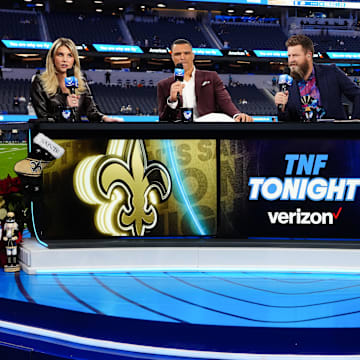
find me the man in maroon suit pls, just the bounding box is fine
[157,39,253,122]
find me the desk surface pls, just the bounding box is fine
[29,122,360,140]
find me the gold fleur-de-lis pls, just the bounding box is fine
[74,139,171,236]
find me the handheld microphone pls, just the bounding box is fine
[174,63,184,103]
[64,68,79,122]
[278,67,293,111]
[65,68,79,95]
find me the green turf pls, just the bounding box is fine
[0,143,28,179]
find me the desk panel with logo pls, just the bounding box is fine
[35,133,217,244]
[220,138,360,240]
[32,123,360,247]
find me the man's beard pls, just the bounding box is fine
[290,61,310,81]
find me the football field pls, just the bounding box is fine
[0,142,27,179]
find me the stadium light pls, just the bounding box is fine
[15,53,40,57]
[107,57,129,60]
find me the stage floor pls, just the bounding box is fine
[3,269,360,328]
[1,269,360,359]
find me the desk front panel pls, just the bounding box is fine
[32,123,360,246]
[38,137,217,242]
[220,138,360,240]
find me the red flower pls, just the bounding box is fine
[0,175,21,195]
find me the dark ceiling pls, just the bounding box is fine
[2,0,281,15]
[0,0,356,18]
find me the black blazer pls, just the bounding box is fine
[30,75,104,122]
[279,64,360,122]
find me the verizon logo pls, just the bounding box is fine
[267,208,342,225]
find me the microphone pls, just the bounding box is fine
[65,68,79,95]
[174,63,184,103]
[64,68,79,122]
[278,67,293,111]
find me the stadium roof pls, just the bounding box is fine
[2,0,360,15]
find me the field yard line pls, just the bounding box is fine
[0,148,27,155]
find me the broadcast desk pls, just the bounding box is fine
[19,122,360,273]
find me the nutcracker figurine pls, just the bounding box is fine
[3,211,21,272]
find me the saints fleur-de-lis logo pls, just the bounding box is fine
[74,139,171,236]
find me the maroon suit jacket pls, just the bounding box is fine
[157,69,240,122]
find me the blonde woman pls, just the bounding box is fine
[30,37,119,122]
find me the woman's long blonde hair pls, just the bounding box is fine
[41,37,86,96]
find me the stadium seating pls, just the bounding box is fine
[0,9,357,119]
[211,23,287,50]
[127,17,209,48]
[90,82,276,117]
[227,84,277,116]
[90,84,158,116]
[45,12,123,43]
[0,78,277,117]
[309,34,360,52]
[0,11,40,40]
[0,79,30,114]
